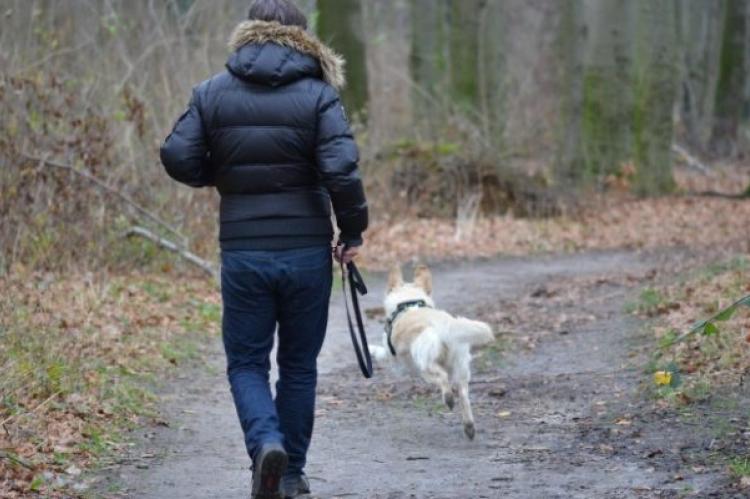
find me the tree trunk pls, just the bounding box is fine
[710,0,748,156]
[317,0,368,116]
[362,0,413,147]
[556,0,637,187]
[676,0,726,155]
[632,0,678,194]
[501,0,570,169]
[410,0,450,133]
[577,0,636,185]
[447,0,482,112]
[555,0,587,188]
[477,0,506,148]
[743,0,750,155]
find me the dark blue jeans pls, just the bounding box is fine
[221,246,332,478]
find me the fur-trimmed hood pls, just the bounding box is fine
[228,20,345,90]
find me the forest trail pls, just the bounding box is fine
[99,250,728,498]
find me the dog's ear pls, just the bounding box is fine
[413,264,432,295]
[387,265,404,292]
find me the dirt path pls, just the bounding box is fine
[98,250,732,498]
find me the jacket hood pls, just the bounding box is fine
[227,20,345,90]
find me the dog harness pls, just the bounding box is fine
[384,299,430,356]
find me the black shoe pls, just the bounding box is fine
[281,473,311,498]
[251,443,288,499]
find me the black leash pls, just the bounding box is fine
[339,254,373,378]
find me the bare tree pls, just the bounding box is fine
[317,0,368,115]
[362,0,413,147]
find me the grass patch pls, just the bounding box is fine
[0,270,220,496]
[625,287,668,316]
[409,393,447,414]
[638,253,750,483]
[639,254,750,408]
[474,332,511,373]
[729,456,750,477]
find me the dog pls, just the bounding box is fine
[370,264,494,439]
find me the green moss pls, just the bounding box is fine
[631,66,676,195]
[625,287,667,315]
[714,0,745,120]
[579,70,631,182]
[448,0,481,110]
[630,0,677,195]
[317,0,367,114]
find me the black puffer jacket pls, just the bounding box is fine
[160,20,368,249]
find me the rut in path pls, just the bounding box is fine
[102,250,725,498]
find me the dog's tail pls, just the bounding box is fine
[445,317,494,346]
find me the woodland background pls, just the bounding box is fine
[2,1,750,497]
[1,0,749,273]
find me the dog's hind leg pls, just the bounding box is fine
[457,382,475,439]
[411,330,454,409]
[453,353,476,439]
[420,365,455,409]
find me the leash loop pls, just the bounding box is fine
[339,250,373,378]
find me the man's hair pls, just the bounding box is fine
[248,0,308,30]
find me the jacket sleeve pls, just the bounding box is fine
[315,85,369,247]
[160,87,212,188]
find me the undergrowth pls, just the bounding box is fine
[0,271,220,497]
[636,255,750,406]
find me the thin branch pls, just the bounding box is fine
[679,190,749,200]
[0,391,60,429]
[672,143,711,174]
[15,39,95,74]
[20,152,187,246]
[124,226,217,280]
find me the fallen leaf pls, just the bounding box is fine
[65,465,81,476]
[653,371,672,386]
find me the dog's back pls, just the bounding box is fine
[391,308,492,369]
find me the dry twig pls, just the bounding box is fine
[672,143,710,174]
[20,152,187,245]
[0,391,61,429]
[124,226,217,279]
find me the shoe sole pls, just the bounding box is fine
[254,448,288,499]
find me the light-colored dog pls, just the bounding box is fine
[370,264,494,439]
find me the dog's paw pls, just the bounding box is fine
[443,392,455,410]
[463,422,475,440]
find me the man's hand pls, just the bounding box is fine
[334,244,359,264]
